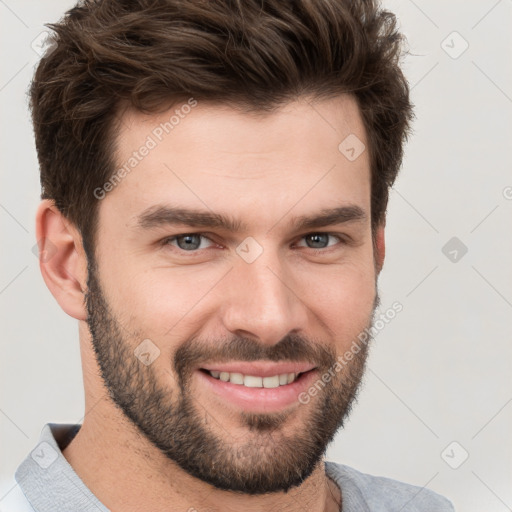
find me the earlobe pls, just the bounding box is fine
[35,200,88,321]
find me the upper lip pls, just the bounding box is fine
[199,361,316,378]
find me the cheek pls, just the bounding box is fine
[110,267,215,336]
[101,242,376,346]
[295,260,376,341]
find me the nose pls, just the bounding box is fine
[218,246,310,345]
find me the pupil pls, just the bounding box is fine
[309,234,327,248]
[179,235,200,250]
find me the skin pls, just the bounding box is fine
[36,94,385,512]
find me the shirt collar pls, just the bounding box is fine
[16,423,358,512]
[15,423,110,512]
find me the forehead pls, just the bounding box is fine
[102,95,370,232]
[116,95,366,160]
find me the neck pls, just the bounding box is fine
[62,399,341,512]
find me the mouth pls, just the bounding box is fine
[199,368,309,388]
[195,362,318,413]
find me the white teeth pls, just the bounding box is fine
[263,375,280,388]
[207,370,301,387]
[229,372,244,385]
[244,375,263,388]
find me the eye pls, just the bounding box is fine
[295,233,344,250]
[162,233,215,252]
[160,231,346,256]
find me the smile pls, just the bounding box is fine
[203,370,303,388]
[196,363,318,413]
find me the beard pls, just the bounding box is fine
[85,258,379,495]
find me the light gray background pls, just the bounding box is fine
[1,1,511,511]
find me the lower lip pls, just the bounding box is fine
[196,369,318,413]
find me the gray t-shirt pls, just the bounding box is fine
[4,423,454,511]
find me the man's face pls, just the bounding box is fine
[85,96,381,494]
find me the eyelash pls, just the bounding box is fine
[160,232,347,255]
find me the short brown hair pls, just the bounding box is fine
[30,0,414,257]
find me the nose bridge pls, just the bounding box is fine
[220,240,307,344]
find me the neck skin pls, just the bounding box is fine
[62,325,342,512]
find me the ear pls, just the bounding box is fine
[374,221,386,274]
[35,200,88,321]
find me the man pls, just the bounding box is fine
[10,0,455,510]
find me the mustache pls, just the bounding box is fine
[174,332,337,383]
[173,292,380,382]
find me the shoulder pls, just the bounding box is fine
[325,461,455,511]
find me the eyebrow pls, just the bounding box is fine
[136,204,367,233]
